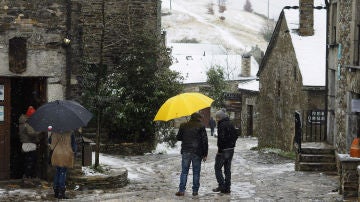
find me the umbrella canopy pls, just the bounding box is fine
[27,100,93,133]
[154,92,214,121]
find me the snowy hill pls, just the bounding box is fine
[161,0,298,53]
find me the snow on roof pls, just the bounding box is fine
[169,43,259,84]
[169,43,227,55]
[283,1,326,86]
[238,79,259,92]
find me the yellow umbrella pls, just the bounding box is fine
[154,92,214,121]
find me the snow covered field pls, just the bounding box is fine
[161,0,298,53]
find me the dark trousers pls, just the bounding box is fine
[210,128,214,136]
[24,150,37,178]
[214,148,234,191]
[53,167,68,189]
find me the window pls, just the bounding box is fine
[354,0,360,65]
[9,37,27,74]
[330,2,338,44]
[357,24,360,65]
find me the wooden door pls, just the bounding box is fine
[0,78,11,179]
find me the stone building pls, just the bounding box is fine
[238,79,259,137]
[327,0,360,154]
[0,0,161,180]
[256,0,327,151]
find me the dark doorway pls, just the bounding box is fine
[294,111,302,153]
[246,105,253,136]
[10,77,47,179]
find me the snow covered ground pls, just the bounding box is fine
[161,0,298,53]
[0,133,342,201]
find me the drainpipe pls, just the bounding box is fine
[65,0,72,99]
[324,0,329,143]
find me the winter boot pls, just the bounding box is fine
[53,187,59,198]
[58,187,69,199]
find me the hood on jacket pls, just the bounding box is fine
[215,109,228,121]
[190,112,202,121]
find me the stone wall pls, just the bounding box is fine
[258,12,303,151]
[0,1,68,99]
[328,0,360,153]
[68,0,161,99]
[240,91,258,137]
[336,154,360,199]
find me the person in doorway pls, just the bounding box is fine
[175,112,208,197]
[19,106,40,184]
[209,117,216,136]
[49,130,77,199]
[212,109,238,194]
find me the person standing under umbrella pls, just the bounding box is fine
[19,106,40,184]
[212,109,238,194]
[49,130,77,199]
[175,112,208,197]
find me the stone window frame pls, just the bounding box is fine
[329,1,338,45]
[350,0,360,66]
[8,37,27,74]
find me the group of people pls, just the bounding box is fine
[19,105,237,198]
[19,106,77,199]
[175,109,238,196]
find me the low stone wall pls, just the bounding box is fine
[97,142,156,155]
[336,153,360,199]
[68,168,128,190]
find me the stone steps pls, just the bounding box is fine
[298,162,337,171]
[299,154,335,163]
[296,142,336,172]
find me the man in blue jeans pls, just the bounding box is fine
[175,113,208,197]
[212,109,238,194]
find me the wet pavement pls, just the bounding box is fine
[0,135,343,201]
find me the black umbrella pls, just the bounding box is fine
[27,100,93,133]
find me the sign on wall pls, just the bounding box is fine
[0,106,4,122]
[0,85,4,101]
[351,99,360,112]
[307,110,326,125]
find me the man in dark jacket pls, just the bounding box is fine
[175,112,208,197]
[208,117,216,136]
[212,109,238,194]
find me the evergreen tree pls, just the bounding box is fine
[79,1,182,167]
[243,0,253,13]
[203,66,227,108]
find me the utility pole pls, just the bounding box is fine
[267,0,269,19]
[170,0,172,10]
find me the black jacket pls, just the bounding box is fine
[217,117,238,153]
[208,118,216,129]
[177,116,208,158]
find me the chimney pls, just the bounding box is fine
[241,53,251,77]
[299,0,314,36]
